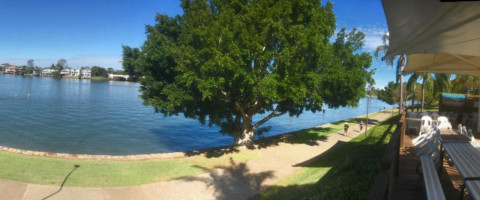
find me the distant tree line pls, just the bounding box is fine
[3,59,126,78]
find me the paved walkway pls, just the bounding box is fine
[0,109,397,200]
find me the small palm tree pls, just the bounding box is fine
[375,33,405,113]
[451,75,480,94]
[407,72,420,111]
[407,72,451,111]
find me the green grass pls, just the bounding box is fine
[251,114,400,200]
[0,151,260,187]
[292,110,386,143]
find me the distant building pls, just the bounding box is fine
[41,69,57,76]
[108,74,130,81]
[5,66,17,74]
[32,69,40,76]
[60,68,71,76]
[81,69,91,78]
[70,69,80,77]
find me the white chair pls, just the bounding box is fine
[457,124,463,134]
[413,127,437,147]
[415,129,441,159]
[466,129,475,142]
[419,116,433,136]
[436,116,451,129]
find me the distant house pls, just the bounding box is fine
[41,69,57,76]
[32,69,40,76]
[60,68,71,76]
[5,66,17,74]
[81,69,91,78]
[70,69,80,77]
[0,64,8,72]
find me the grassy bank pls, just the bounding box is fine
[291,110,387,143]
[0,150,259,187]
[251,114,399,200]
[0,110,391,187]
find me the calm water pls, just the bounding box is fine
[0,75,394,155]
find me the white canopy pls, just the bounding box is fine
[382,0,480,76]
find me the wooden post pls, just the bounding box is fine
[399,112,406,147]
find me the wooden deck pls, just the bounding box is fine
[390,132,467,200]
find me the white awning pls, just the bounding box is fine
[382,0,480,75]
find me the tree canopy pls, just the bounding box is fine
[91,66,108,77]
[377,81,399,105]
[124,0,374,146]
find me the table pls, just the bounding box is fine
[442,142,480,200]
[439,129,470,142]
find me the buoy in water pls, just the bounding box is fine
[27,93,30,98]
[14,94,18,98]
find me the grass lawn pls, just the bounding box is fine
[0,110,391,187]
[291,110,387,143]
[251,114,400,200]
[0,150,259,187]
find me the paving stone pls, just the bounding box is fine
[0,179,27,200]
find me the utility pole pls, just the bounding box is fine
[366,95,369,138]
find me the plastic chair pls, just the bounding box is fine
[419,116,433,136]
[415,129,441,159]
[457,124,463,134]
[436,116,451,129]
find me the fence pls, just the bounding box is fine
[369,112,406,200]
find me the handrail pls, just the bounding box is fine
[369,112,406,200]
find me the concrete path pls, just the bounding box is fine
[0,109,397,200]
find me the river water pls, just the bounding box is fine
[0,75,394,155]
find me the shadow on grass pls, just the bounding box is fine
[254,127,331,150]
[183,127,332,158]
[184,112,386,158]
[185,158,274,200]
[250,141,388,200]
[184,147,241,158]
[250,115,400,200]
[42,165,80,200]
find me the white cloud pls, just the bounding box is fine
[333,26,388,52]
[0,55,122,69]
[359,26,388,51]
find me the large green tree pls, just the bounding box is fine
[91,66,108,77]
[122,46,141,81]
[126,0,373,146]
[378,81,399,105]
[451,75,480,95]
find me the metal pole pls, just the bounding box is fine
[366,95,369,138]
[477,97,480,133]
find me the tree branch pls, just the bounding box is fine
[235,101,246,117]
[253,105,285,129]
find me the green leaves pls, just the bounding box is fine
[125,0,373,143]
[377,82,399,105]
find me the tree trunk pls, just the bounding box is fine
[421,79,425,112]
[400,74,404,113]
[234,115,255,148]
[411,85,416,112]
[399,55,405,114]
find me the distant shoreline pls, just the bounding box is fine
[0,73,133,82]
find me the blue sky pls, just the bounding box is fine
[0,0,397,88]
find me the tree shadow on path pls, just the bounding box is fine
[41,165,80,200]
[186,158,274,200]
